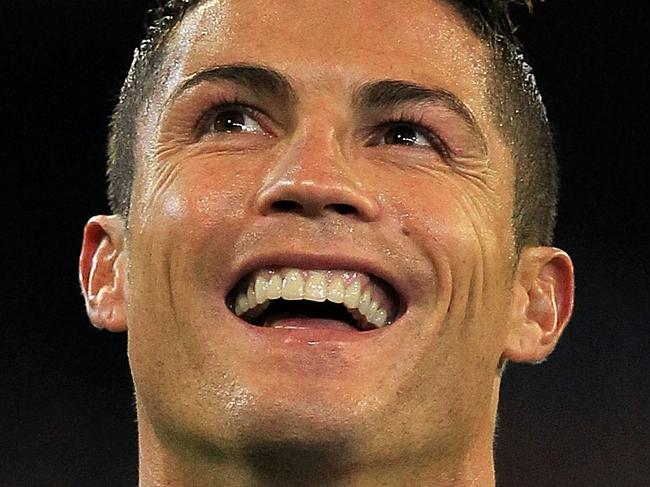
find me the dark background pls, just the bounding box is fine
[2,1,648,486]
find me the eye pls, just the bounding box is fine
[207,106,264,134]
[380,123,432,148]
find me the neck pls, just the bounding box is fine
[137,414,496,487]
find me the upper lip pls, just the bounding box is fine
[224,250,409,316]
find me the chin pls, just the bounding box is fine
[235,371,376,433]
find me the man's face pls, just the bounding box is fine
[127,0,517,466]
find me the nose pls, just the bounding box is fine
[254,130,380,221]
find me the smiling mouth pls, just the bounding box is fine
[226,267,401,331]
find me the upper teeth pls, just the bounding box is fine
[233,268,391,328]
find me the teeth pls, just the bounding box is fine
[358,289,372,315]
[232,268,395,328]
[267,273,282,299]
[367,298,379,317]
[246,300,269,320]
[327,277,345,303]
[254,275,268,304]
[343,280,361,308]
[369,308,388,327]
[282,269,305,300]
[304,271,327,302]
[235,293,250,315]
[247,282,257,308]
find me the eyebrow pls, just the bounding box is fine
[171,63,297,105]
[170,64,485,143]
[353,80,485,142]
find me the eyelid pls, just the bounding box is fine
[370,116,451,157]
[194,97,275,139]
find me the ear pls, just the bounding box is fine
[79,215,128,332]
[502,246,574,363]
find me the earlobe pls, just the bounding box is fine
[79,215,128,332]
[503,247,575,363]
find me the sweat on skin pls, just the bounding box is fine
[79,0,574,485]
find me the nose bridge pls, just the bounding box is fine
[281,122,346,182]
[254,120,379,220]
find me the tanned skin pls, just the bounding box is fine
[80,0,574,485]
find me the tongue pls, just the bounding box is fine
[262,312,358,331]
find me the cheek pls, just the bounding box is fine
[393,176,512,339]
[126,162,256,379]
[137,155,257,238]
[410,198,480,326]
[393,167,512,273]
[396,184,481,282]
[127,158,258,323]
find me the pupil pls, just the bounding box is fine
[214,110,245,132]
[386,125,417,145]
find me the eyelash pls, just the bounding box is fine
[373,114,450,157]
[195,96,269,137]
[195,99,450,157]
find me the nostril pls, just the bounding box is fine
[325,203,357,215]
[271,200,303,213]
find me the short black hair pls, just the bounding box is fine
[107,0,557,250]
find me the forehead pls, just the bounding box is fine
[164,0,492,104]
